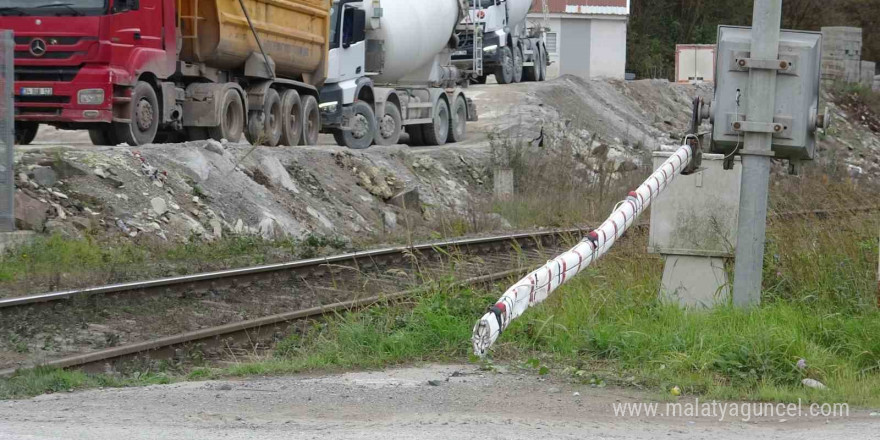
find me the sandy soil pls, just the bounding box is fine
[1,364,875,439]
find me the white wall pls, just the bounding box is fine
[544,17,563,79]
[588,18,627,80]
[528,13,628,81]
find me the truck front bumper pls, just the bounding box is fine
[14,65,116,126]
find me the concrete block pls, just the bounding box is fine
[493,167,514,200]
[660,255,730,308]
[874,75,880,92]
[860,61,876,88]
[0,231,36,253]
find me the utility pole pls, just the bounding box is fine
[732,0,783,306]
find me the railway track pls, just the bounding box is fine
[0,228,590,376]
[2,205,876,377]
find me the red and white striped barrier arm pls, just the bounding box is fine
[472,143,695,356]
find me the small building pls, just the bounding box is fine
[675,44,716,84]
[527,0,630,80]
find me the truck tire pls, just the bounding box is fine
[338,101,376,149]
[538,48,548,81]
[279,89,302,147]
[15,122,39,145]
[448,95,468,143]
[513,45,524,83]
[405,125,424,146]
[88,128,118,146]
[375,102,402,146]
[300,95,320,146]
[246,89,283,146]
[495,46,514,85]
[422,98,450,146]
[208,89,244,143]
[115,81,159,146]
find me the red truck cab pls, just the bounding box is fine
[0,0,177,145]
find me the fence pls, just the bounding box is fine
[0,30,13,232]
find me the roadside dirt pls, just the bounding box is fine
[1,363,875,439]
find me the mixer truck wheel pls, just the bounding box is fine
[447,96,468,144]
[338,101,377,150]
[208,89,244,143]
[115,81,159,146]
[375,103,402,146]
[300,95,320,146]
[495,46,514,85]
[538,49,548,82]
[422,99,450,146]
[279,90,303,147]
[14,122,39,145]
[512,45,524,83]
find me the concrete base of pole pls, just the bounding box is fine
[660,255,730,308]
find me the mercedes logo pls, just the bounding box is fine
[29,39,47,57]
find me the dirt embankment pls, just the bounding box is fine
[11,76,874,247]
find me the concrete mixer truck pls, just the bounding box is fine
[454,0,549,84]
[2,0,333,147]
[317,0,480,148]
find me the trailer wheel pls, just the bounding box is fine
[405,125,424,146]
[209,89,244,143]
[88,128,118,146]
[300,95,320,145]
[279,89,302,147]
[495,46,514,85]
[337,101,376,149]
[422,99,449,146]
[375,102,402,146]
[115,81,159,146]
[512,45,524,83]
[538,48,548,81]
[448,95,467,144]
[14,122,39,145]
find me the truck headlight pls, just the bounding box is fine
[319,101,339,113]
[484,45,498,53]
[77,89,105,105]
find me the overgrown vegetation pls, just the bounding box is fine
[628,0,880,79]
[0,233,348,296]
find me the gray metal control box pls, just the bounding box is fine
[711,26,822,160]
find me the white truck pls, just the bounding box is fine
[455,0,549,84]
[319,0,480,149]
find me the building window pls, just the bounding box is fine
[545,32,558,54]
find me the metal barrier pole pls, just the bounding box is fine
[0,30,14,232]
[731,0,782,307]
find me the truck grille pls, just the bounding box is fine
[14,36,85,45]
[14,66,80,82]
[15,95,71,104]
[15,51,80,60]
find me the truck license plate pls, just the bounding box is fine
[20,87,53,96]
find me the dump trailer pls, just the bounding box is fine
[454,0,549,84]
[318,0,480,149]
[2,0,331,146]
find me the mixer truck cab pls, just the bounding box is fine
[455,0,548,85]
[319,0,478,149]
[2,0,331,147]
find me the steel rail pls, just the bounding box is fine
[0,228,588,309]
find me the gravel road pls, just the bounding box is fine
[1,364,876,439]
